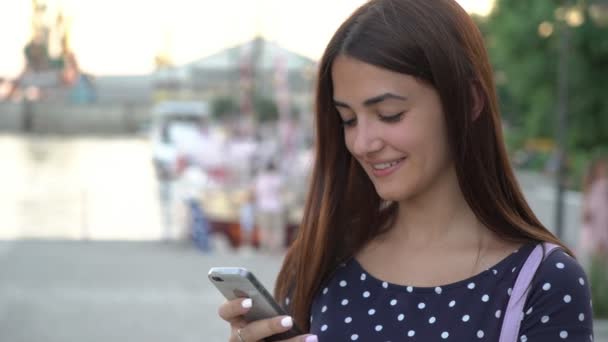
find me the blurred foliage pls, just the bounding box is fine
[590,255,608,318]
[211,95,290,123]
[480,0,608,158]
[253,95,279,123]
[211,96,240,120]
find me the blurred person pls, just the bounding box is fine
[0,78,6,99]
[582,156,608,321]
[153,121,177,241]
[170,117,212,169]
[253,133,280,174]
[580,156,608,264]
[155,114,214,241]
[238,185,257,253]
[188,199,211,251]
[217,1,592,341]
[227,128,258,186]
[175,160,209,246]
[255,161,285,253]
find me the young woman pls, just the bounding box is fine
[218,0,593,341]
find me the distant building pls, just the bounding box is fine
[93,75,154,105]
[153,37,317,113]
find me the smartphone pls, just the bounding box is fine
[208,267,303,341]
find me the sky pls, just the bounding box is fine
[0,0,494,78]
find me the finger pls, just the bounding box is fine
[279,334,319,342]
[218,298,252,322]
[237,315,295,341]
[230,317,247,330]
[229,319,251,342]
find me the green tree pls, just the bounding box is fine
[254,95,279,123]
[211,96,239,120]
[483,0,608,151]
[211,95,281,123]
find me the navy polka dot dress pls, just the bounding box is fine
[300,242,593,341]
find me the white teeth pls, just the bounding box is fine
[373,159,402,170]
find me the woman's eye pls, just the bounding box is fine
[341,118,357,127]
[380,111,405,123]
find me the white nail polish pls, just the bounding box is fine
[241,299,252,308]
[281,316,293,328]
[305,335,318,342]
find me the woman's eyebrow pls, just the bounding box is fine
[333,92,408,108]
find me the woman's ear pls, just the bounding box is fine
[470,82,484,121]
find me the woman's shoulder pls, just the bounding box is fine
[532,246,589,291]
[519,246,593,339]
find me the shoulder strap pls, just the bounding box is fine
[498,242,560,342]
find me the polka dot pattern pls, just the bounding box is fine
[307,243,593,340]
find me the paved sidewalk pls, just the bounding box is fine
[0,239,283,342]
[0,240,605,342]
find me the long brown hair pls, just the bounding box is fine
[275,0,567,331]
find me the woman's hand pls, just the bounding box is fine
[218,298,318,342]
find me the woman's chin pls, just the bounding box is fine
[375,186,409,202]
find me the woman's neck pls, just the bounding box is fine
[387,166,484,249]
[356,167,524,287]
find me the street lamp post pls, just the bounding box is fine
[553,0,607,239]
[554,13,569,240]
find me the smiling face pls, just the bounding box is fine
[332,54,454,202]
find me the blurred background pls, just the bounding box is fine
[0,0,606,341]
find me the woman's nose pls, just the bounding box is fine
[350,121,383,156]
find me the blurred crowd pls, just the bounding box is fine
[149,101,312,254]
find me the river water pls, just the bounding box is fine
[0,133,583,248]
[0,134,163,240]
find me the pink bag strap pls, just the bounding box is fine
[498,242,560,342]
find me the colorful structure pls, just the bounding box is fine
[3,0,95,103]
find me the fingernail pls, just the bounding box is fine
[281,316,293,328]
[305,335,318,342]
[241,298,252,308]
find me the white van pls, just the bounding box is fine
[150,100,211,180]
